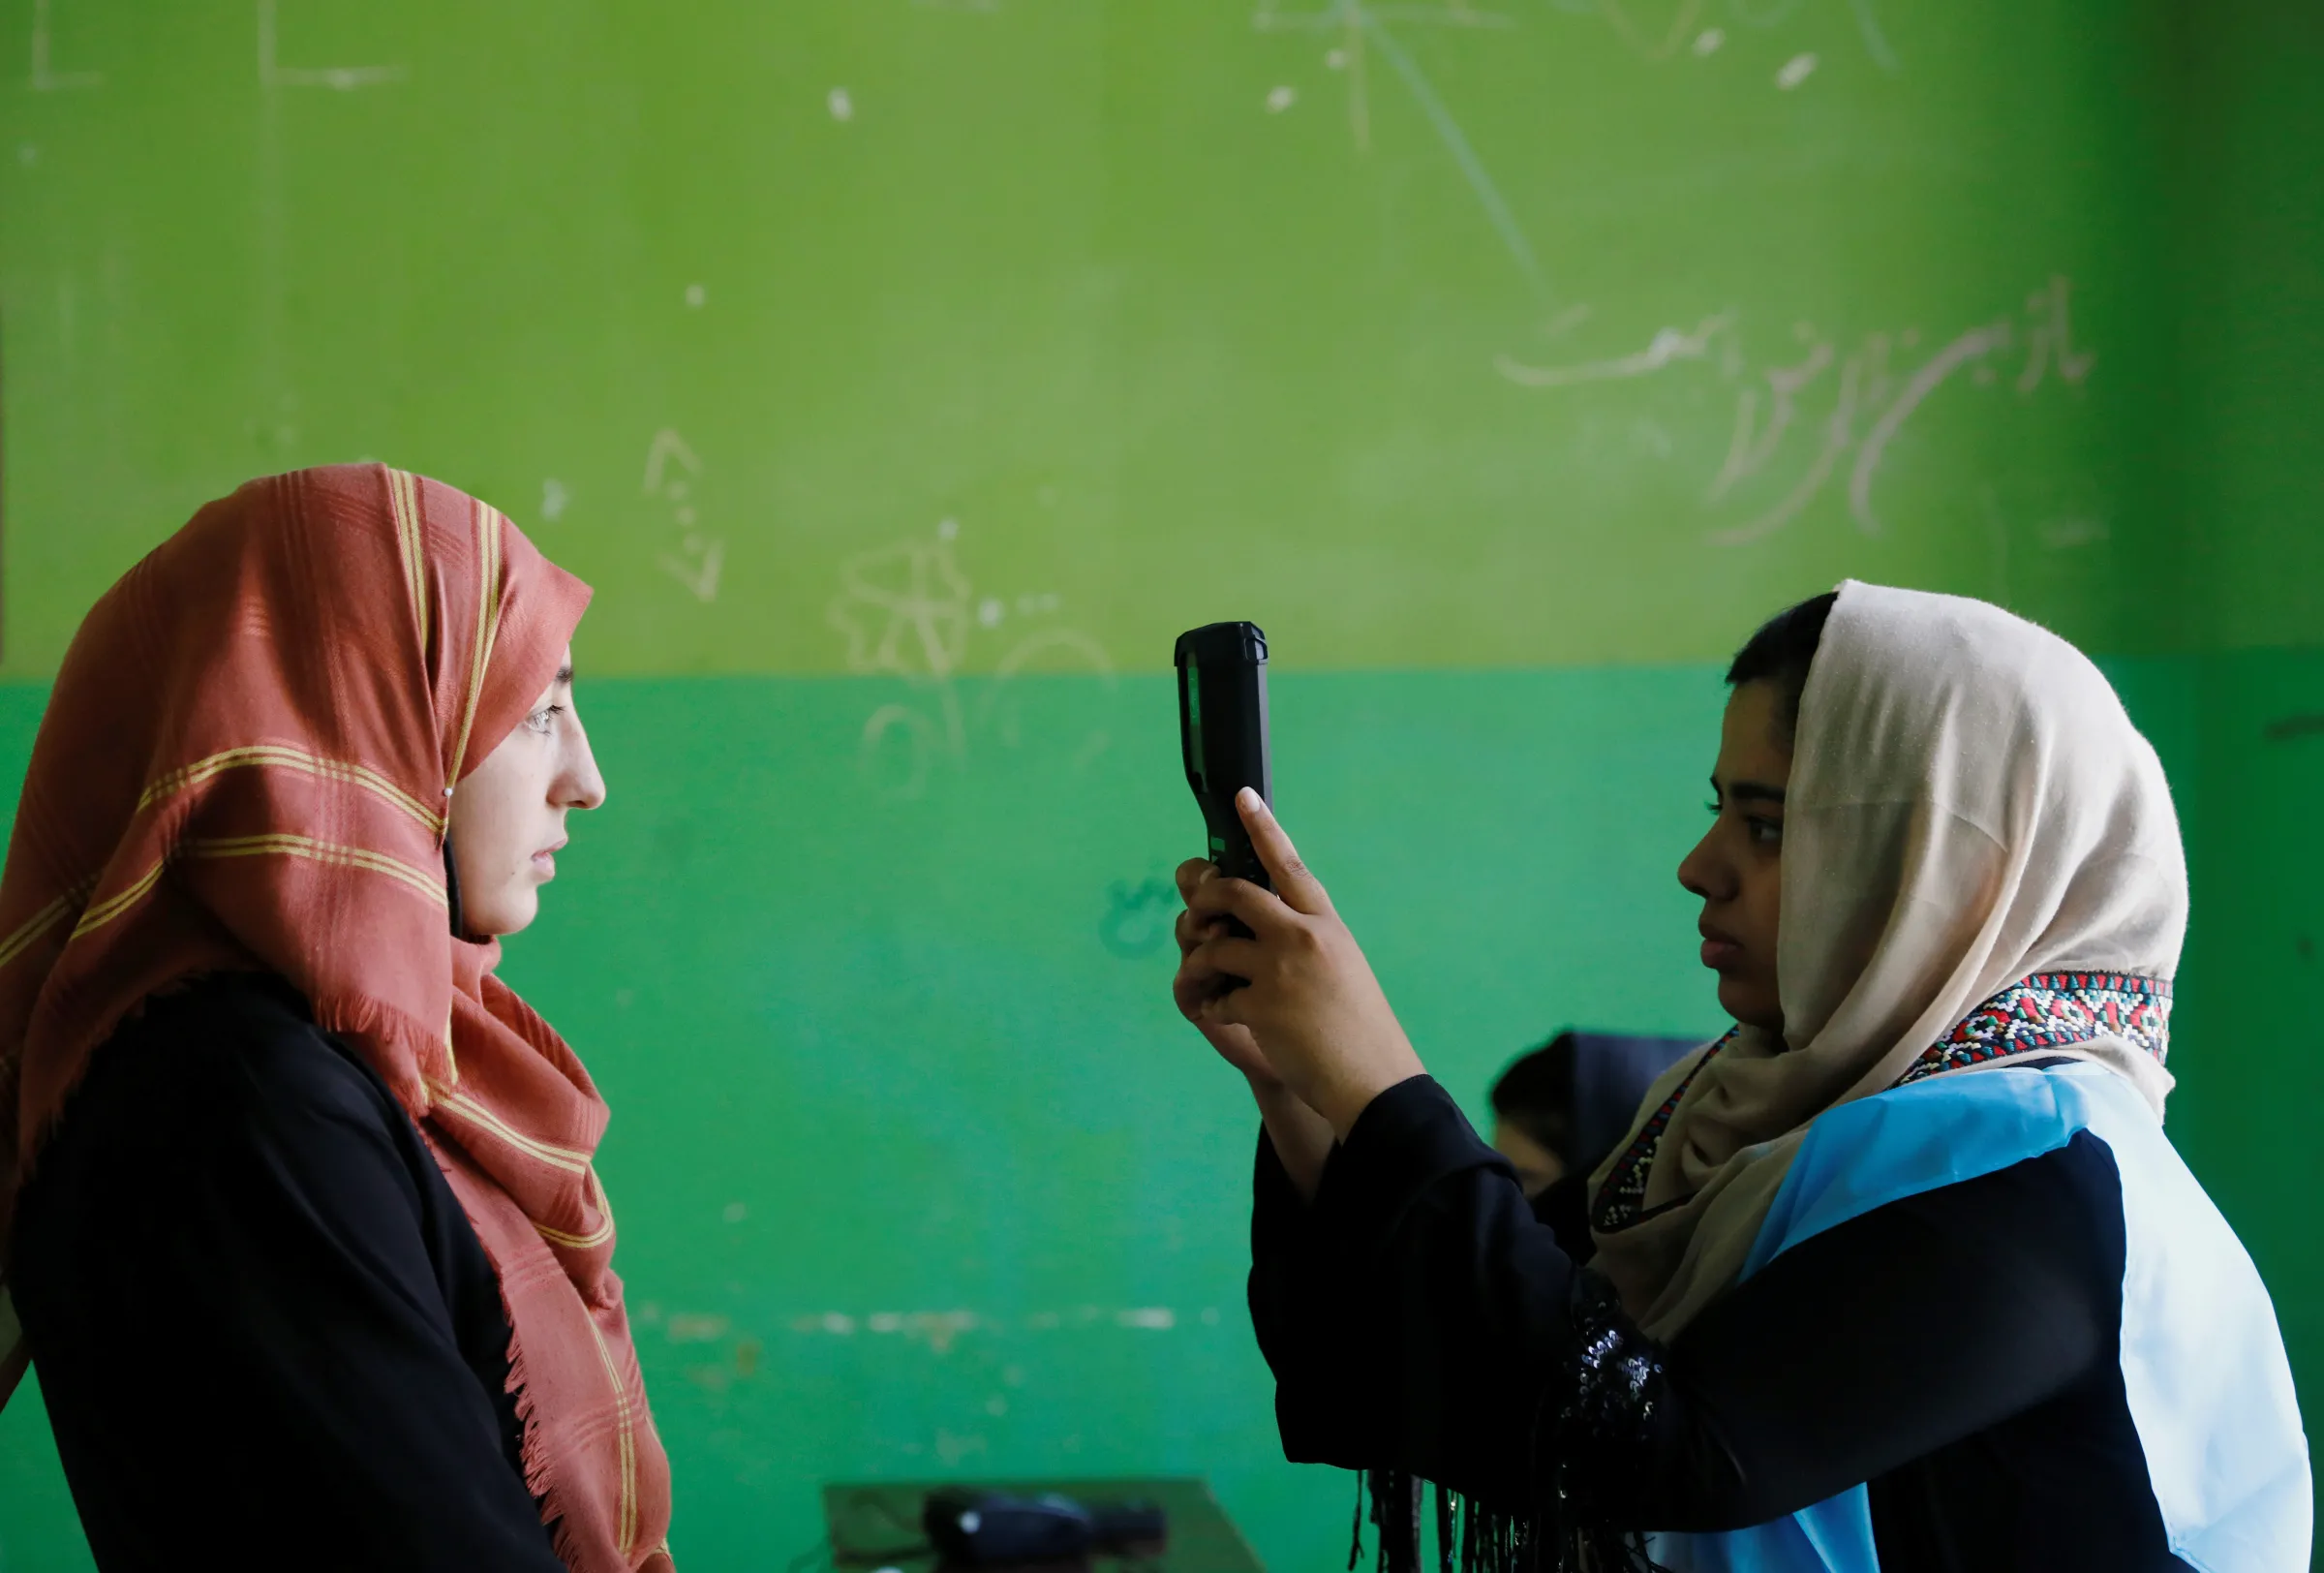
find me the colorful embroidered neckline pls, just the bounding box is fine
[1588,972,2173,1235]
[1893,972,2170,1086]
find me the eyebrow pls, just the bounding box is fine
[553,662,574,688]
[1713,777,1788,806]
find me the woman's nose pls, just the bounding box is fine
[1677,828,1729,901]
[563,725,608,812]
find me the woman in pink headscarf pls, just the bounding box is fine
[0,466,673,1570]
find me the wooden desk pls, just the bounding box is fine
[821,1477,1265,1572]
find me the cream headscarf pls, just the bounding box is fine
[1586,581,2185,1340]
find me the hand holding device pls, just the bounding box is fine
[1177,789,1427,1140]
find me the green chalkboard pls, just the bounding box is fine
[1,0,2180,679]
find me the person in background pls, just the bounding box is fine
[0,467,672,1572]
[1488,1032,1699,1256]
[1174,583,2309,1572]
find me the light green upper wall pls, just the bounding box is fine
[0,0,2208,678]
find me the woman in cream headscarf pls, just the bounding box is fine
[1174,583,2309,1572]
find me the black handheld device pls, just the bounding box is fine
[1175,621,1271,889]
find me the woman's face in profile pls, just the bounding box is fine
[1677,679,1789,1033]
[447,646,608,937]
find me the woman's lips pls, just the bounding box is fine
[1699,937,1743,970]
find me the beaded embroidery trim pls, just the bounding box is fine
[1589,972,2171,1234]
[1891,971,2170,1086]
[1586,1034,1729,1233]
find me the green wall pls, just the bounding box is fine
[3,0,2321,1567]
[2167,1,2324,649]
[1,0,2196,674]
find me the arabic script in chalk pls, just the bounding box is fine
[1496,275,2095,544]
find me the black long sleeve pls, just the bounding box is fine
[13,972,566,1573]
[1249,1075,2182,1572]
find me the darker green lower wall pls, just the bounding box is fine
[0,660,2311,1568]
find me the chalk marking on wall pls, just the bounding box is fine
[1706,337,1833,500]
[257,0,404,90]
[1564,0,1896,70]
[1847,320,2011,534]
[832,522,1112,798]
[1774,50,1816,88]
[859,703,950,800]
[1845,0,1900,72]
[785,1305,1224,1343]
[1495,313,1732,388]
[1594,0,1705,63]
[642,429,723,601]
[828,86,856,121]
[1253,0,1544,293]
[1707,351,1863,544]
[657,540,723,602]
[831,530,974,686]
[839,1310,982,1352]
[936,1430,989,1466]
[1502,282,2086,546]
[2038,516,2107,550]
[29,0,100,91]
[1099,875,1178,958]
[2015,275,2093,394]
[540,478,569,522]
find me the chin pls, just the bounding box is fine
[1716,976,1785,1035]
[469,894,541,938]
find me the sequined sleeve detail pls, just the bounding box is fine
[1554,1272,1667,1496]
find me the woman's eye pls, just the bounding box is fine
[1747,817,1784,847]
[525,704,566,734]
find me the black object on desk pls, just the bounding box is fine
[922,1488,1167,1564]
[823,1477,1264,1572]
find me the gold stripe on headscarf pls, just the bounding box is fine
[445,500,506,788]
[383,467,430,654]
[182,835,447,906]
[140,745,446,833]
[427,1082,595,1173]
